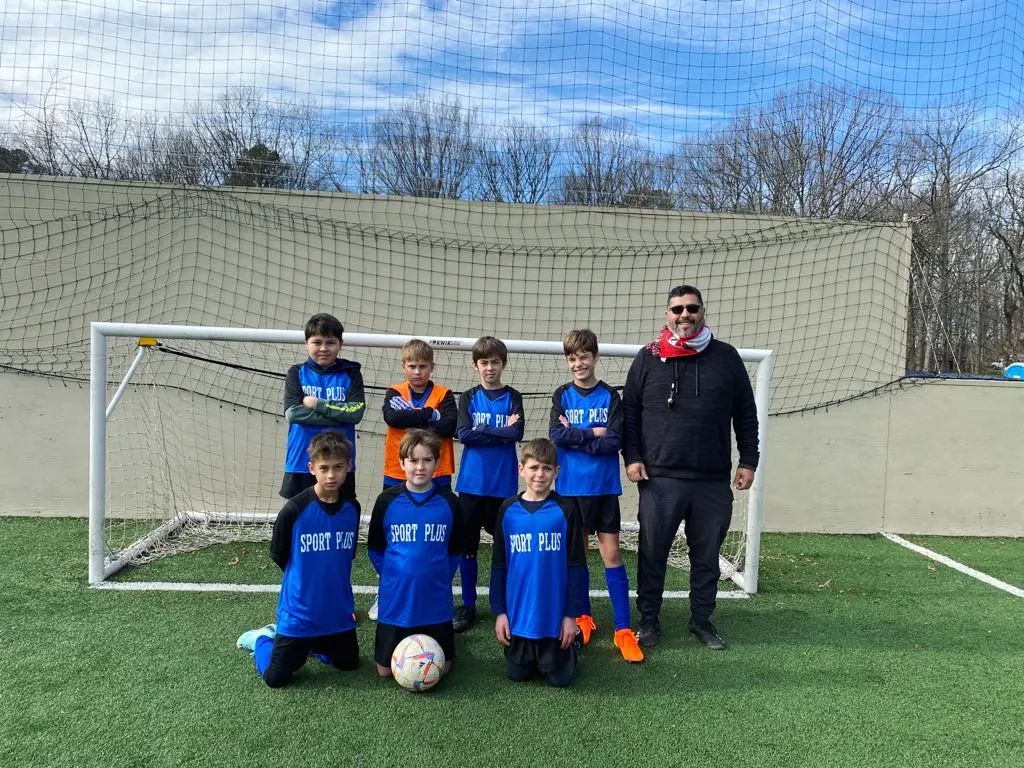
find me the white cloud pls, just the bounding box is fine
[0,0,924,136]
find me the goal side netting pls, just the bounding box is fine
[90,323,771,593]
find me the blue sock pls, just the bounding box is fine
[581,564,593,616]
[606,565,631,631]
[460,557,478,608]
[254,634,274,678]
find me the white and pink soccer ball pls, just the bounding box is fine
[390,634,446,692]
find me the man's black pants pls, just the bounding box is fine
[635,476,733,625]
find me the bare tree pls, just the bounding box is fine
[622,152,679,209]
[356,96,480,199]
[678,84,906,219]
[187,87,342,189]
[983,169,1024,364]
[555,117,649,206]
[120,117,205,184]
[901,103,1020,371]
[15,77,142,179]
[477,120,559,204]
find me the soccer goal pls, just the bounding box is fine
[89,322,772,594]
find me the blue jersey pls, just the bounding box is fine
[549,381,623,496]
[268,487,360,637]
[489,493,587,640]
[456,385,525,498]
[284,358,365,473]
[367,485,463,627]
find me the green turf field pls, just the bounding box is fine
[2,518,1022,768]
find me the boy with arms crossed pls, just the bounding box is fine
[381,339,458,489]
[453,336,525,632]
[490,438,588,688]
[549,329,644,663]
[281,313,365,501]
[368,430,464,678]
[236,432,361,687]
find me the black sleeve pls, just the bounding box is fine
[367,491,391,554]
[342,366,367,424]
[508,388,526,441]
[427,389,458,438]
[269,498,302,570]
[349,498,362,560]
[731,351,760,470]
[548,386,565,432]
[381,387,431,428]
[283,365,303,414]
[442,489,464,556]
[490,498,514,570]
[621,352,646,466]
[606,385,624,436]
[456,389,473,439]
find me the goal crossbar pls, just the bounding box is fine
[89,322,772,592]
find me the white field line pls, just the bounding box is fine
[881,532,1024,598]
[91,582,749,599]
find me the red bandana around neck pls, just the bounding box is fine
[657,324,712,359]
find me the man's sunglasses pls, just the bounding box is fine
[667,304,702,315]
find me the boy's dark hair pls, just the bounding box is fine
[399,428,442,461]
[563,328,599,357]
[402,338,434,364]
[472,336,508,365]
[305,313,344,341]
[668,284,703,306]
[307,431,352,464]
[520,437,558,467]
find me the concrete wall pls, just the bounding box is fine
[765,378,1024,535]
[3,371,1021,535]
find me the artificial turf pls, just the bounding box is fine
[2,518,1021,768]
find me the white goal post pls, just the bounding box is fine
[89,322,772,593]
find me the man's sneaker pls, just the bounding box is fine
[575,615,597,645]
[452,605,477,633]
[636,617,661,648]
[235,624,276,652]
[689,620,727,650]
[614,628,645,663]
[368,597,379,621]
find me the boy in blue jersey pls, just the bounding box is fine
[368,429,463,679]
[236,432,361,688]
[549,329,644,663]
[453,336,525,633]
[280,313,366,501]
[491,438,588,688]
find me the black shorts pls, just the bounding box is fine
[374,621,456,667]
[263,630,359,687]
[280,472,356,501]
[458,493,503,557]
[505,635,577,688]
[576,495,621,535]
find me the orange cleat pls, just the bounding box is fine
[614,628,645,663]
[575,614,597,645]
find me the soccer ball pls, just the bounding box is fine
[390,634,446,692]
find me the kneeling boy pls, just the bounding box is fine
[236,432,361,687]
[490,438,588,687]
[368,429,464,678]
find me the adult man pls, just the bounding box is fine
[622,285,759,650]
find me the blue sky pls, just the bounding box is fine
[1,0,1021,144]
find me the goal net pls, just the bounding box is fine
[91,323,771,593]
